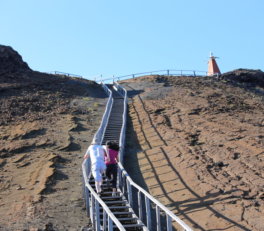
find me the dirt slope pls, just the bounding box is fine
[122,73,264,231]
[0,45,107,230]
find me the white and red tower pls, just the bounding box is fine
[207,52,221,76]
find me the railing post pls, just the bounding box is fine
[166,214,172,231]
[156,205,161,231]
[84,185,90,216]
[138,191,143,220]
[91,196,95,226]
[103,211,107,230]
[122,171,125,194]
[82,177,85,199]
[95,200,100,231]
[127,179,132,205]
[108,216,113,231]
[117,167,122,190]
[145,195,151,229]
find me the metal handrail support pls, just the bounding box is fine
[113,81,127,164]
[118,163,193,231]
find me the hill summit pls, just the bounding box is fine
[0,45,31,74]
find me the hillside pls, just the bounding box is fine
[0,45,107,230]
[122,73,264,231]
[1,45,263,230]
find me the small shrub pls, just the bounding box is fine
[93,102,99,107]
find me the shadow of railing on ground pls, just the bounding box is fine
[125,85,251,231]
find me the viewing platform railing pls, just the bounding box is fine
[48,69,220,83]
[105,69,208,82]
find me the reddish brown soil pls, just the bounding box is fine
[122,74,264,231]
[1,46,263,230]
[0,70,107,230]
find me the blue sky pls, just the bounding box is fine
[1,0,263,80]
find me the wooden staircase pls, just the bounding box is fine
[89,84,146,230]
[89,177,145,230]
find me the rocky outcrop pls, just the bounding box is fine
[0,45,31,74]
[221,69,264,88]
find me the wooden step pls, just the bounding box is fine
[116,217,137,221]
[101,196,122,200]
[100,205,130,210]
[113,223,144,228]
[100,217,137,222]
[99,211,133,218]
[104,200,127,205]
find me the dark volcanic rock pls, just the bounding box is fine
[0,45,31,74]
[221,69,264,88]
